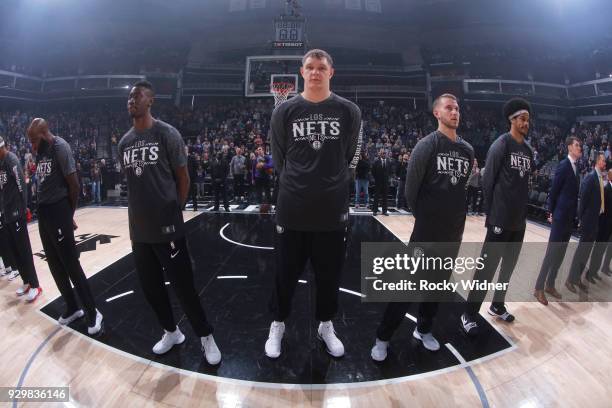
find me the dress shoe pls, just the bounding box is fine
[576,281,589,292]
[593,273,602,281]
[534,290,548,306]
[544,286,563,299]
[585,276,597,285]
[565,280,577,294]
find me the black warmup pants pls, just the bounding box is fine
[132,238,213,337]
[465,226,525,315]
[38,199,97,322]
[0,222,16,269]
[270,227,347,322]
[4,217,39,287]
[376,220,462,340]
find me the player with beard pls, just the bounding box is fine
[118,81,221,364]
[267,49,361,358]
[27,119,103,334]
[371,94,474,361]
[461,98,534,336]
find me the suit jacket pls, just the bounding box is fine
[578,169,603,239]
[602,182,612,238]
[372,158,392,186]
[548,158,579,224]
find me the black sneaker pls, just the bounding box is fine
[461,313,479,336]
[488,304,515,322]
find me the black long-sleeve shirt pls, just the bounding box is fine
[404,131,474,241]
[0,152,28,224]
[483,133,534,231]
[270,93,361,231]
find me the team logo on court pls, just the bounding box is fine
[35,233,119,261]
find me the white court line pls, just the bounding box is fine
[404,313,417,323]
[34,309,514,391]
[105,291,134,303]
[219,223,274,250]
[298,280,307,284]
[445,343,468,367]
[217,276,248,279]
[165,281,170,285]
[339,287,367,298]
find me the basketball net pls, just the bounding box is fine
[271,82,295,108]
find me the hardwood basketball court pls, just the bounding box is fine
[1,207,610,407]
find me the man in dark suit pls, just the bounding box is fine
[599,169,612,277]
[534,137,581,305]
[566,152,606,293]
[371,149,392,216]
[587,168,612,282]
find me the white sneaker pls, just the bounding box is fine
[16,284,31,296]
[265,321,285,358]
[370,338,389,362]
[152,327,185,355]
[58,309,85,325]
[201,334,222,365]
[87,310,103,335]
[317,321,345,357]
[413,328,440,351]
[25,287,42,303]
[7,269,20,281]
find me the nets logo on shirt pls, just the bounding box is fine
[510,152,531,178]
[123,140,160,177]
[292,114,341,151]
[436,151,471,185]
[36,159,53,184]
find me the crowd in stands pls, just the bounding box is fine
[2,98,609,215]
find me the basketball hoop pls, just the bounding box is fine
[271,82,295,107]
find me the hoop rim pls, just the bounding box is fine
[270,82,295,95]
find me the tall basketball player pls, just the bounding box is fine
[371,94,474,361]
[461,98,534,335]
[27,118,103,334]
[0,136,42,302]
[267,49,361,358]
[119,81,221,364]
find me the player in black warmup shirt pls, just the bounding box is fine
[266,49,361,358]
[118,81,221,364]
[0,136,42,302]
[27,118,103,334]
[371,94,474,361]
[461,98,534,335]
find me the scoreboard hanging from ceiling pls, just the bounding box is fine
[273,16,305,49]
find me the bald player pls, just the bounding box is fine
[28,119,103,334]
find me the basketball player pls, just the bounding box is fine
[119,81,221,364]
[0,136,42,301]
[371,94,474,361]
[461,98,534,335]
[267,49,361,358]
[27,118,103,334]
